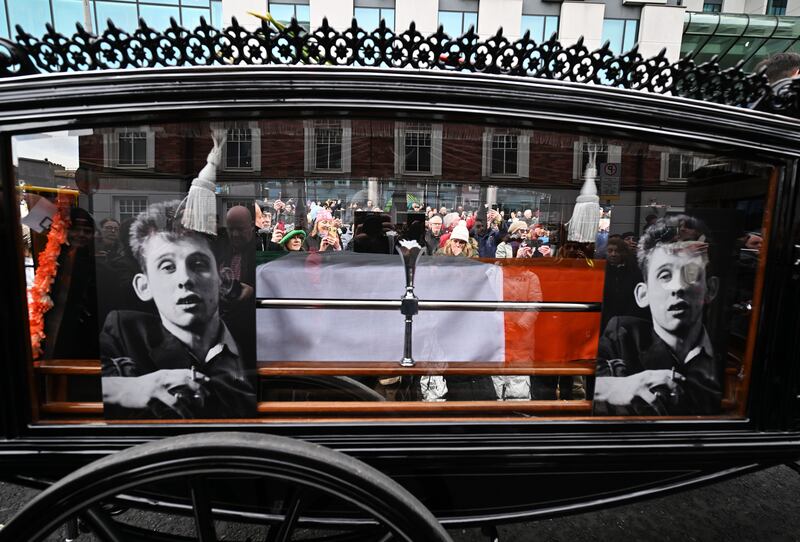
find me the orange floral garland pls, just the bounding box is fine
[27,194,72,359]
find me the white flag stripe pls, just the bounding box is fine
[256,252,505,362]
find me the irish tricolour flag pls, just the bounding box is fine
[256,252,604,365]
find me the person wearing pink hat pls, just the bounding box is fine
[303,209,342,252]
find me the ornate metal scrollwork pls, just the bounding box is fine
[0,17,797,116]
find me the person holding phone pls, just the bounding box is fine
[303,210,342,252]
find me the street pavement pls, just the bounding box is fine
[1,463,799,541]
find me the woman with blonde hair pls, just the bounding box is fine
[435,222,476,258]
[303,210,341,252]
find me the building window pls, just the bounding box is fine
[702,0,722,12]
[405,124,432,173]
[104,127,155,169]
[354,7,395,30]
[304,120,351,173]
[118,197,148,222]
[226,127,252,169]
[602,19,638,55]
[394,122,442,176]
[214,122,261,172]
[315,121,343,170]
[492,134,518,175]
[482,129,530,179]
[572,139,621,182]
[660,152,709,183]
[438,10,477,36]
[269,2,311,30]
[520,15,558,43]
[117,130,148,167]
[667,153,693,180]
[766,0,786,15]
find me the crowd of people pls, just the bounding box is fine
[252,197,567,260]
[19,187,763,415]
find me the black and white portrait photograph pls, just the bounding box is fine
[593,213,726,416]
[99,198,257,419]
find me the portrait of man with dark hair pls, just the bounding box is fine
[593,214,722,416]
[100,200,256,419]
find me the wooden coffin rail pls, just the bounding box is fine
[33,359,739,418]
[34,359,598,376]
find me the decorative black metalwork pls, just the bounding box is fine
[0,17,797,115]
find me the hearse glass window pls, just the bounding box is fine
[13,121,773,422]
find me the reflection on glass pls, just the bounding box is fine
[95,1,138,32]
[181,6,211,27]
[8,0,51,35]
[601,18,638,55]
[13,120,773,419]
[51,0,86,32]
[438,10,476,36]
[354,7,394,30]
[693,36,738,64]
[520,15,558,43]
[0,0,8,39]
[684,12,721,35]
[139,4,181,30]
[211,0,222,26]
[269,3,310,29]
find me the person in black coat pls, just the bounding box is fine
[100,200,256,419]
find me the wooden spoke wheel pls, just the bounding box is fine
[0,432,451,542]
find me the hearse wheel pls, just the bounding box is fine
[0,432,452,542]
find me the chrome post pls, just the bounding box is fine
[397,240,423,367]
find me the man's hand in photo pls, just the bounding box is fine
[103,369,210,411]
[595,370,686,408]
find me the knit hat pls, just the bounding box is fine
[451,221,470,242]
[443,212,461,230]
[315,209,333,223]
[279,229,306,246]
[508,221,528,236]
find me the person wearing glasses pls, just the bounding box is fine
[593,214,722,416]
[434,222,476,257]
[96,218,121,262]
[495,220,528,258]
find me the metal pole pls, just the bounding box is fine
[83,0,94,33]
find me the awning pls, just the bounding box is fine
[681,12,800,72]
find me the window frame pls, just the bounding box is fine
[572,138,622,182]
[353,6,396,30]
[304,119,352,174]
[225,126,254,170]
[268,1,311,30]
[437,9,478,36]
[659,151,711,184]
[394,122,443,177]
[481,129,531,179]
[103,127,155,170]
[766,0,787,15]
[601,18,639,55]
[115,196,149,222]
[520,14,559,43]
[214,121,262,173]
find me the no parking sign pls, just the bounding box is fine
[599,162,620,200]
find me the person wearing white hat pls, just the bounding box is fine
[435,221,475,257]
